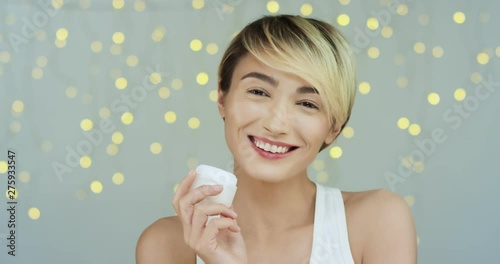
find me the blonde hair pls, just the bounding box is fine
[218,15,357,152]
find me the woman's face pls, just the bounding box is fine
[218,54,339,183]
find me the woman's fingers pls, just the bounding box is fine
[172,169,197,213]
[199,217,241,248]
[189,202,238,246]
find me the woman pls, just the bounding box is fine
[136,15,417,264]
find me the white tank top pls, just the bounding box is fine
[196,182,355,264]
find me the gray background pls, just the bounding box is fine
[0,0,499,263]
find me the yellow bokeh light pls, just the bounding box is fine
[12,100,24,113]
[113,0,124,9]
[172,79,183,90]
[10,122,21,133]
[150,142,163,154]
[337,14,350,26]
[496,46,500,57]
[358,81,371,94]
[150,72,162,84]
[196,72,209,85]
[41,140,52,152]
[366,17,379,30]
[397,77,408,88]
[414,42,426,54]
[52,0,64,9]
[187,157,198,168]
[418,14,429,25]
[36,30,46,41]
[90,181,103,194]
[188,117,200,129]
[396,4,408,15]
[91,41,102,53]
[158,87,171,99]
[113,172,125,185]
[126,55,139,67]
[209,89,218,102]
[121,112,134,125]
[454,88,466,101]
[267,1,279,13]
[174,183,180,193]
[19,171,30,183]
[56,28,68,40]
[206,43,218,55]
[453,11,466,24]
[427,92,440,105]
[394,54,405,65]
[112,32,125,44]
[300,4,313,16]
[408,124,421,136]
[115,77,128,89]
[316,171,328,183]
[134,0,145,11]
[432,46,444,58]
[192,0,204,9]
[405,195,415,206]
[367,47,380,59]
[99,107,110,119]
[0,161,7,174]
[6,188,17,200]
[190,39,203,51]
[312,159,325,170]
[112,131,124,144]
[36,56,48,67]
[329,146,342,159]
[477,52,489,65]
[342,126,354,139]
[0,51,11,63]
[106,144,119,156]
[80,118,93,131]
[80,155,92,168]
[413,161,425,173]
[339,0,350,5]
[470,72,482,83]
[54,39,66,48]
[28,207,41,220]
[32,67,43,79]
[75,189,87,200]
[151,26,166,42]
[164,111,176,123]
[398,117,410,129]
[80,0,91,9]
[381,26,393,38]
[82,94,93,105]
[110,44,122,55]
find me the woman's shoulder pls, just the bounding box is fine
[136,216,195,264]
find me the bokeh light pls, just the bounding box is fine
[90,181,103,193]
[337,14,350,26]
[329,146,343,159]
[28,208,41,220]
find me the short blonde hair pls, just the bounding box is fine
[218,15,357,152]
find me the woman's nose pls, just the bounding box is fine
[263,103,291,135]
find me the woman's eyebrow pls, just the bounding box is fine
[241,72,318,94]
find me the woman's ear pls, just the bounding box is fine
[217,82,226,121]
[325,125,341,145]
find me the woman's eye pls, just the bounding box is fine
[300,101,319,110]
[248,89,268,97]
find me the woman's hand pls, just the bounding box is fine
[172,169,248,264]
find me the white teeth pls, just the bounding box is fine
[253,138,290,153]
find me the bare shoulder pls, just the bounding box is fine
[136,216,195,264]
[342,189,417,264]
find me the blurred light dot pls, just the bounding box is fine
[471,72,482,83]
[151,26,166,42]
[150,142,162,154]
[396,4,408,15]
[300,4,313,16]
[112,32,125,44]
[358,82,371,94]
[110,68,121,79]
[75,189,87,200]
[397,77,408,88]
[172,79,183,90]
[0,161,7,173]
[174,183,180,193]
[342,126,354,138]
[80,118,93,131]
[32,67,43,79]
[158,87,171,99]
[19,171,30,183]
[113,172,125,185]
[329,146,342,159]
[417,236,420,246]
[36,30,46,41]
[367,47,380,59]
[90,181,103,193]
[479,12,490,24]
[398,117,410,129]
[6,188,18,200]
[267,1,279,13]
[56,28,68,40]
[41,140,53,152]
[80,0,91,9]
[54,39,66,48]
[112,131,124,144]
[134,0,145,11]
[91,41,103,53]
[418,14,430,25]
[36,56,48,67]
[209,90,218,102]
[316,171,328,183]
[413,161,425,173]
[190,39,203,51]
[10,122,21,133]
[312,159,325,170]
[339,0,350,4]
[110,44,122,55]
[197,72,209,85]
[186,157,198,169]
[192,0,204,9]
[82,94,93,105]
[367,17,379,30]
[453,11,466,24]
[454,88,466,101]
[99,107,110,119]
[5,15,16,25]
[150,72,162,84]
[0,51,11,63]
[106,144,119,156]
[188,117,200,129]
[126,55,138,67]
[115,77,128,89]
[394,54,405,65]
[113,0,124,9]
[52,0,63,9]
[477,52,489,65]
[337,14,350,26]
[12,100,24,113]
[428,92,440,105]
[165,111,177,123]
[121,112,134,125]
[432,46,444,58]
[381,26,393,38]
[405,195,415,206]
[414,42,426,54]
[80,155,92,168]
[206,43,218,55]
[28,208,40,220]
[408,124,421,136]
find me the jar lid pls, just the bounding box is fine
[196,164,237,186]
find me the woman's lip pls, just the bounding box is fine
[248,135,298,148]
[247,136,298,160]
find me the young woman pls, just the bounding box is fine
[136,15,417,264]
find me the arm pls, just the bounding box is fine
[361,189,417,264]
